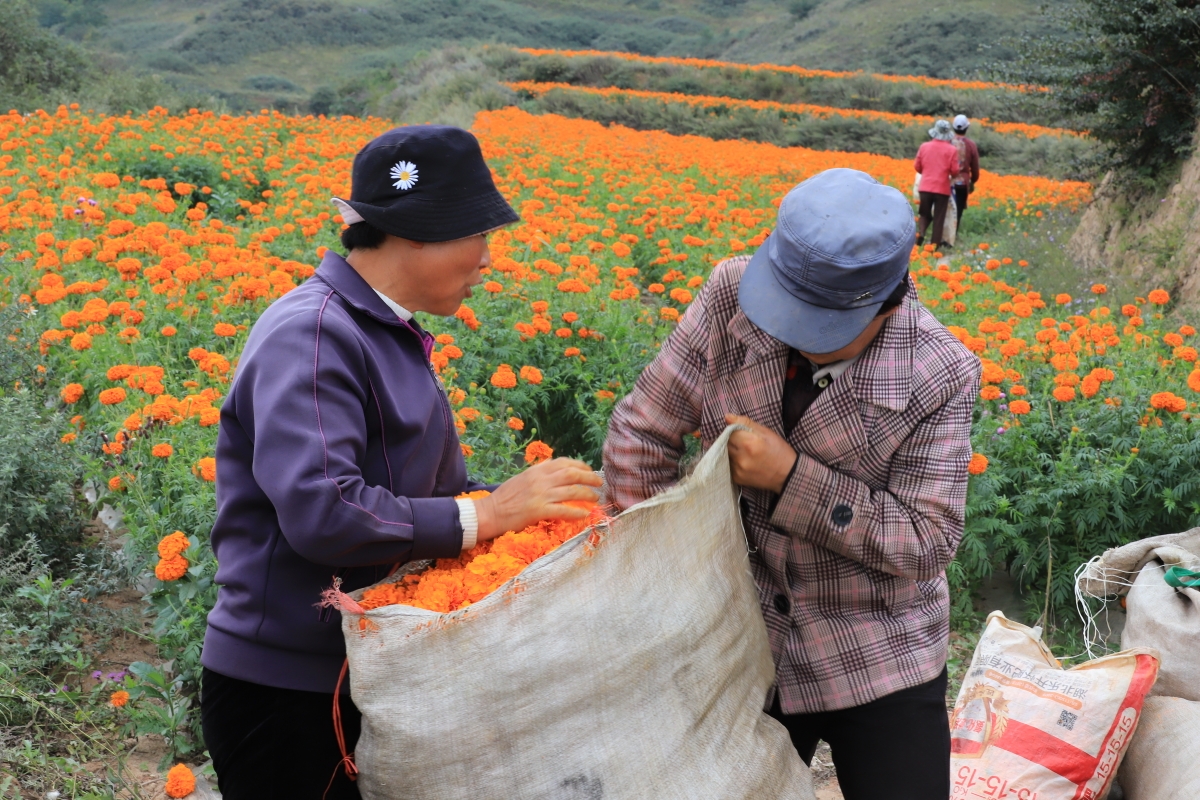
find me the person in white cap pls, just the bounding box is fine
[951,115,980,231]
[913,119,959,249]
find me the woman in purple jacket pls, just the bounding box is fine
[200,126,601,799]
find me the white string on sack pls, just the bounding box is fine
[1073,555,1138,660]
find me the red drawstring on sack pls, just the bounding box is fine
[320,567,401,799]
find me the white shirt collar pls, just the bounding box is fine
[373,289,413,321]
[811,354,858,385]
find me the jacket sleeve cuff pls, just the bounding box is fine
[769,453,869,551]
[408,496,468,560]
[455,498,478,551]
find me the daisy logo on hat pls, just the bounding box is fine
[389,160,418,191]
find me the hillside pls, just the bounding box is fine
[42,0,1043,112]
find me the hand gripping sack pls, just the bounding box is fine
[1077,527,1200,701]
[950,612,1158,800]
[340,429,814,800]
[1117,696,1200,800]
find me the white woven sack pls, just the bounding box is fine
[1078,528,1200,700]
[1118,696,1200,800]
[341,428,814,800]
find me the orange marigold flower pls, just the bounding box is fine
[563,347,581,357]
[1189,370,1200,393]
[1055,293,1071,305]
[161,325,177,337]
[194,457,217,481]
[1165,333,1185,347]
[110,689,131,708]
[669,288,693,304]
[1176,346,1199,363]
[525,440,554,464]
[979,386,1002,401]
[60,383,84,404]
[1151,391,1187,412]
[1081,376,1101,398]
[108,475,125,492]
[442,345,463,359]
[213,322,237,337]
[660,307,680,321]
[557,278,590,293]
[1121,304,1139,317]
[1181,325,1197,337]
[595,390,615,401]
[61,432,77,443]
[489,365,517,389]
[484,281,503,293]
[1009,400,1031,415]
[1009,385,1028,396]
[99,388,127,405]
[507,416,524,431]
[152,443,174,458]
[1148,289,1170,305]
[155,554,188,581]
[461,443,474,457]
[519,365,543,384]
[648,283,665,294]
[1053,386,1076,402]
[164,764,196,799]
[1091,284,1107,294]
[967,453,989,475]
[158,531,190,559]
[555,327,573,338]
[70,332,92,351]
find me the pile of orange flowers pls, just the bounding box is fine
[359,493,604,614]
[515,47,1044,93]
[508,81,1080,140]
[164,764,196,798]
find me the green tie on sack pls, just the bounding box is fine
[1164,566,1200,588]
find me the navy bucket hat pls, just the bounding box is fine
[331,125,519,242]
[739,168,914,354]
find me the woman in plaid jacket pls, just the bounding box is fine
[603,169,980,799]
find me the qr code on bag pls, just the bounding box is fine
[1057,709,1078,731]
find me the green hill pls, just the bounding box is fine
[37,0,1043,112]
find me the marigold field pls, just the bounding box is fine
[5,98,1200,764]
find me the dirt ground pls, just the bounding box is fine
[811,742,844,799]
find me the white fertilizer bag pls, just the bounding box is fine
[339,428,814,800]
[1118,696,1200,800]
[950,612,1158,800]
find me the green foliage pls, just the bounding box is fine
[0,309,89,568]
[956,379,1200,638]
[515,85,1095,180]
[486,45,1068,128]
[1007,0,1200,175]
[788,0,822,21]
[878,11,1019,79]
[0,0,88,107]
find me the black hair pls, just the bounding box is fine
[341,221,388,252]
[876,277,909,316]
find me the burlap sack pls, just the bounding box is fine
[341,428,814,800]
[1077,528,1200,700]
[1118,696,1200,799]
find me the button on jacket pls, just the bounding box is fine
[203,251,485,694]
[603,256,981,714]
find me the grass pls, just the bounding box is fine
[48,0,1044,113]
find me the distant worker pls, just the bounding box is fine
[951,115,980,230]
[913,119,959,250]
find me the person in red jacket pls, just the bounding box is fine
[951,115,981,230]
[913,120,959,249]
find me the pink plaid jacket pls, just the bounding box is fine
[603,256,980,714]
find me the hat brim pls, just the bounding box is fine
[738,243,891,354]
[343,187,519,243]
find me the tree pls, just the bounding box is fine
[1007,0,1200,174]
[0,0,88,108]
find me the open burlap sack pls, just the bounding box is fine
[1118,696,1200,800]
[341,427,814,800]
[1077,528,1200,700]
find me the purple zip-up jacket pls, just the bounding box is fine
[202,251,481,693]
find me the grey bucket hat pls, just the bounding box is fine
[929,119,954,141]
[738,168,914,354]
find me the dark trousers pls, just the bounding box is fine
[953,184,969,228]
[768,668,950,800]
[916,191,950,246]
[201,667,362,800]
